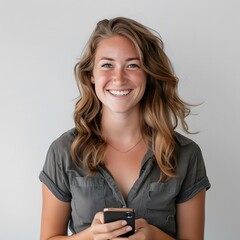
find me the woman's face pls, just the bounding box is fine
[91,35,147,115]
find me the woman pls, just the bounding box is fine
[40,17,210,240]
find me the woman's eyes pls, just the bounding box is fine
[101,63,112,68]
[100,63,140,69]
[128,63,139,69]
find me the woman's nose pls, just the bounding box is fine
[113,68,126,84]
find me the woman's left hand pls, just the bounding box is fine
[112,218,152,240]
[130,218,153,240]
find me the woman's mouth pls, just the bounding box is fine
[108,90,131,96]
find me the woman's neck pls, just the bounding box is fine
[101,108,142,144]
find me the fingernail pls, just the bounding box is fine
[121,220,127,226]
[126,226,132,232]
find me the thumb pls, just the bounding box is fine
[92,211,104,225]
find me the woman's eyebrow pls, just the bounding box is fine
[99,57,114,61]
[99,57,140,61]
[126,57,140,61]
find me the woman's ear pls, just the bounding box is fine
[91,76,95,84]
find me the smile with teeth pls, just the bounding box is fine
[108,90,131,96]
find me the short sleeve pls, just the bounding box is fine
[176,144,211,203]
[39,139,72,202]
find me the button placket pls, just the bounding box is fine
[99,166,127,207]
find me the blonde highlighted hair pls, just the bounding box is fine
[71,17,191,181]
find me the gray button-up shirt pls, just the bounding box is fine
[39,128,210,238]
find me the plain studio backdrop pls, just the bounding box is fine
[0,0,239,239]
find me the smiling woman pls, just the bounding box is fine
[39,17,210,240]
[91,36,147,114]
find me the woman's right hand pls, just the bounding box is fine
[90,211,133,240]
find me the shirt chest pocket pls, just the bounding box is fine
[147,181,178,211]
[145,181,178,236]
[71,176,106,224]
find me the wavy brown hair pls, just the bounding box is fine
[71,17,191,181]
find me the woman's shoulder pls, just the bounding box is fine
[173,132,210,202]
[173,131,202,159]
[49,128,77,153]
[43,128,79,172]
[174,131,199,149]
[173,131,205,171]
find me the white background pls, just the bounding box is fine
[0,0,239,239]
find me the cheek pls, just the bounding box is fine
[140,85,146,99]
[93,81,105,99]
[92,72,110,83]
[138,76,147,97]
[94,74,112,91]
[138,74,147,89]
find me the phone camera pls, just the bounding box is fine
[126,212,132,218]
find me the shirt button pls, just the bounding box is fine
[140,167,145,175]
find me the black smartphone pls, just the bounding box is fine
[103,208,135,237]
